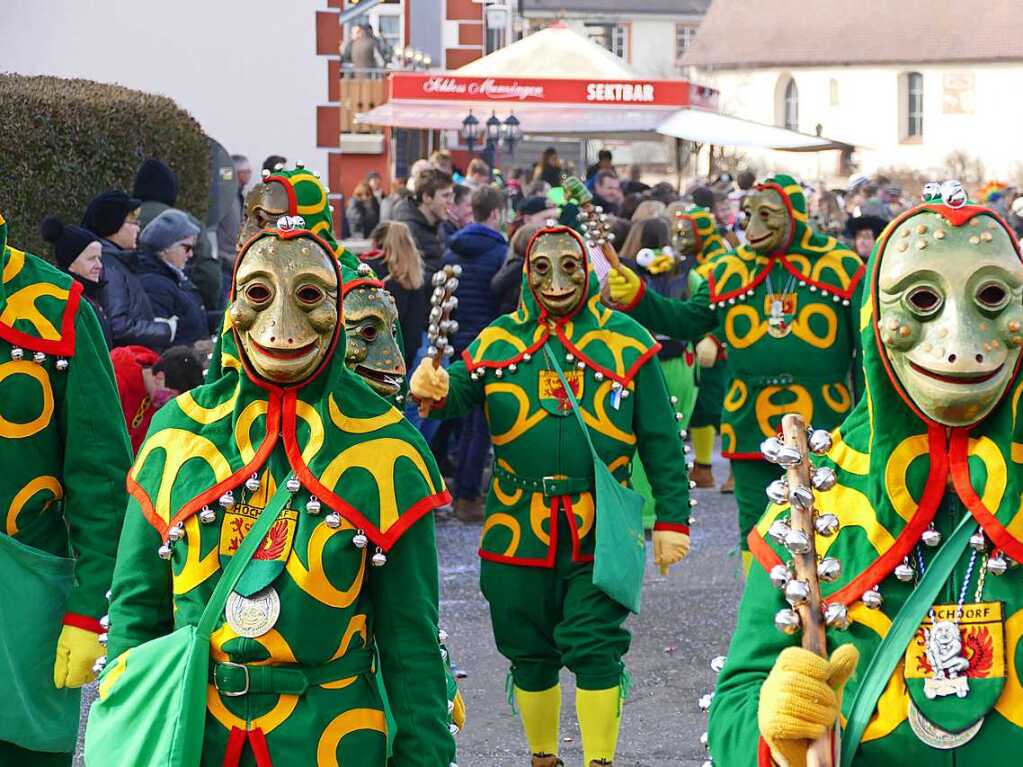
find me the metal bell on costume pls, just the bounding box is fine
[10,347,23,360]
[157,542,173,560]
[814,513,840,537]
[700,731,709,749]
[286,477,301,493]
[245,474,260,492]
[823,602,850,630]
[353,529,369,548]
[811,466,836,491]
[99,614,111,631]
[784,579,810,606]
[98,632,108,646]
[970,531,987,552]
[372,547,387,567]
[710,655,727,673]
[817,557,842,583]
[861,586,884,609]
[219,490,235,509]
[988,553,1009,576]
[769,563,792,590]
[774,608,801,635]
[56,357,69,371]
[324,512,341,529]
[766,479,789,505]
[92,656,107,675]
[894,558,915,582]
[33,351,46,364]
[784,529,810,555]
[698,692,714,711]
[167,524,184,542]
[305,496,321,515]
[199,506,217,524]
[922,525,942,547]
[808,429,833,455]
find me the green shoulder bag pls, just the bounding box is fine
[544,345,647,613]
[84,477,294,766]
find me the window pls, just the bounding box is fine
[584,22,629,60]
[368,4,403,52]
[675,23,697,60]
[906,71,923,138]
[485,5,509,54]
[783,78,799,131]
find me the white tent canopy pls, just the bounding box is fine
[656,108,850,151]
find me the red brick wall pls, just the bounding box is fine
[447,0,482,20]
[315,11,341,55]
[445,48,482,69]
[458,23,483,46]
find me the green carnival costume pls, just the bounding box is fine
[709,194,1023,765]
[0,211,132,765]
[612,176,864,561]
[416,225,692,766]
[104,224,455,766]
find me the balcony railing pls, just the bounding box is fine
[339,66,389,134]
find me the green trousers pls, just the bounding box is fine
[689,358,728,429]
[0,741,72,766]
[732,459,777,551]
[479,514,630,692]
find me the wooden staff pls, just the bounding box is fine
[780,412,833,767]
[418,266,460,417]
[563,176,622,270]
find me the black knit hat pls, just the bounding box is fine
[40,217,99,271]
[82,191,142,238]
[133,159,178,207]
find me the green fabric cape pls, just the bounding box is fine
[129,227,449,550]
[749,200,1023,601]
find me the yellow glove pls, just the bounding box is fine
[758,644,860,767]
[646,254,675,275]
[695,336,719,368]
[452,690,467,730]
[53,624,105,689]
[652,529,690,575]
[409,359,449,401]
[606,265,642,306]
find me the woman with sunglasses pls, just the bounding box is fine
[138,209,220,348]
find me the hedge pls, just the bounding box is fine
[0,74,209,256]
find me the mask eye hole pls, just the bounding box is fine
[977,282,1009,311]
[907,286,942,317]
[245,283,272,305]
[532,258,550,275]
[359,324,378,342]
[296,285,324,305]
[561,258,579,274]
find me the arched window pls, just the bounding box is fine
[784,79,799,131]
[904,71,923,139]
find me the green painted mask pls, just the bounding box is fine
[527,231,587,316]
[672,215,698,258]
[878,211,1023,426]
[230,235,339,384]
[343,284,405,396]
[742,188,792,255]
[238,182,291,250]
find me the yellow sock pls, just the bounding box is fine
[742,549,753,575]
[515,684,561,756]
[576,686,621,764]
[690,425,716,466]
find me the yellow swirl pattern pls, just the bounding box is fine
[286,523,367,608]
[884,435,930,523]
[2,246,25,283]
[177,391,235,424]
[723,379,748,412]
[582,381,637,445]
[995,609,1023,727]
[723,305,768,349]
[0,361,54,438]
[173,515,219,594]
[755,385,813,438]
[234,400,269,463]
[821,383,852,414]
[207,686,299,734]
[6,475,62,535]
[790,303,838,349]
[133,429,233,524]
[529,492,552,546]
[295,399,325,463]
[328,394,403,434]
[482,512,522,556]
[486,383,547,446]
[493,459,523,506]
[829,427,870,475]
[0,282,69,339]
[316,708,388,766]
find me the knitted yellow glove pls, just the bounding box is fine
[53,624,105,689]
[652,530,690,575]
[758,644,859,767]
[409,358,449,401]
[607,266,642,306]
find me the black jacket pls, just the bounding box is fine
[136,251,219,347]
[362,252,426,371]
[442,223,507,353]
[490,253,524,316]
[71,274,113,348]
[345,197,380,239]
[98,241,173,350]
[392,198,444,281]
[138,200,221,312]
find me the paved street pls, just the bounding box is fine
[76,452,743,766]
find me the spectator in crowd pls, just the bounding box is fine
[345,181,381,238]
[586,148,614,180]
[491,222,539,315]
[712,192,741,247]
[619,193,644,222]
[363,221,426,371]
[441,185,509,522]
[137,209,217,348]
[406,159,432,192]
[341,22,390,70]
[509,195,559,240]
[441,184,472,244]
[691,185,715,210]
[380,176,411,222]
[617,201,668,262]
[209,141,241,296]
[232,154,252,213]
[844,213,887,262]
[366,170,384,204]
[533,146,562,187]
[111,344,204,453]
[262,155,287,174]
[41,216,112,347]
[737,169,756,192]
[647,181,679,206]
[430,149,454,176]
[83,190,175,350]
[465,158,491,190]
[132,158,221,311]
[591,169,623,215]
[393,168,453,282]
[622,164,651,195]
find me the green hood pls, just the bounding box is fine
[706,173,864,307]
[463,225,660,387]
[129,226,448,551]
[750,200,1023,604]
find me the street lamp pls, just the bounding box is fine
[460,110,481,155]
[500,112,522,158]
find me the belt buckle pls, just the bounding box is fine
[216,661,250,697]
[542,476,558,496]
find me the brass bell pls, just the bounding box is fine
[306,496,322,514]
[814,513,840,537]
[784,579,810,605]
[372,548,387,567]
[325,512,342,529]
[774,608,801,635]
[922,526,941,547]
[199,506,217,524]
[823,602,850,629]
[861,586,884,609]
[817,557,841,583]
[353,530,369,548]
[769,563,792,589]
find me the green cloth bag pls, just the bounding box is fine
[0,534,78,752]
[85,478,294,766]
[544,345,647,614]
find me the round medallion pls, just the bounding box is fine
[907,700,983,749]
[225,586,281,638]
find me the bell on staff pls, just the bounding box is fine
[784,529,810,555]
[766,478,789,504]
[428,323,439,336]
[447,320,459,334]
[443,297,458,311]
[427,346,438,358]
[809,429,833,454]
[788,484,814,512]
[817,557,842,583]
[784,579,810,606]
[432,271,447,286]
[768,519,791,545]
[433,286,445,300]
[775,446,803,468]
[450,265,463,277]
[774,608,801,635]
[823,602,850,629]
[811,466,837,491]
[814,513,840,537]
[769,563,792,589]
[761,437,783,462]
[429,307,443,322]
[446,278,459,291]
